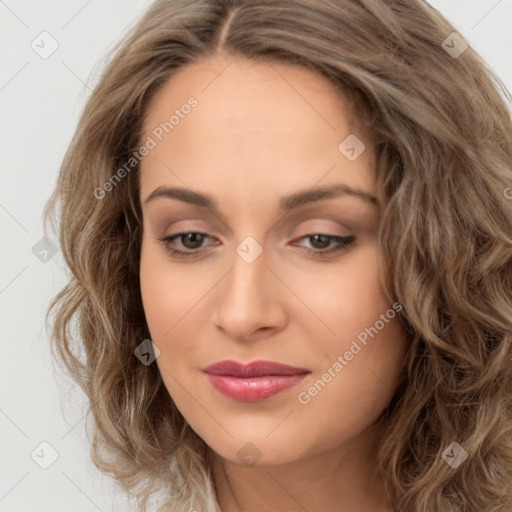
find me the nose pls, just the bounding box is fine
[214,244,287,343]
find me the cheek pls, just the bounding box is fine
[139,237,206,339]
[292,243,407,427]
[294,240,393,349]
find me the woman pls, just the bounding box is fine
[44,0,512,510]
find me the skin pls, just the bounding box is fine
[139,52,408,512]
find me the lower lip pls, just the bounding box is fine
[204,373,309,401]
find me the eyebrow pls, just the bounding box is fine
[143,183,378,211]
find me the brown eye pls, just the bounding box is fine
[294,234,356,256]
[176,232,208,250]
[157,232,216,258]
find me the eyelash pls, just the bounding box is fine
[157,232,356,259]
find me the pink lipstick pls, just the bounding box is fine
[202,360,311,401]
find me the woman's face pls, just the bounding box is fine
[139,53,408,466]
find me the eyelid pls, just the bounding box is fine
[292,220,353,236]
[161,221,350,244]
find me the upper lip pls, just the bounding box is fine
[202,360,311,377]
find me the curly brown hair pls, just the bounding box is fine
[44,0,512,510]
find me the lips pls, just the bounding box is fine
[202,360,311,401]
[203,359,310,377]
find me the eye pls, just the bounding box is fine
[292,234,356,256]
[158,232,214,258]
[156,232,356,259]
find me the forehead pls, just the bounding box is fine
[143,53,360,126]
[139,53,376,202]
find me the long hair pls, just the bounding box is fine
[43,1,512,510]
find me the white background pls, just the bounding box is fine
[1,1,511,510]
